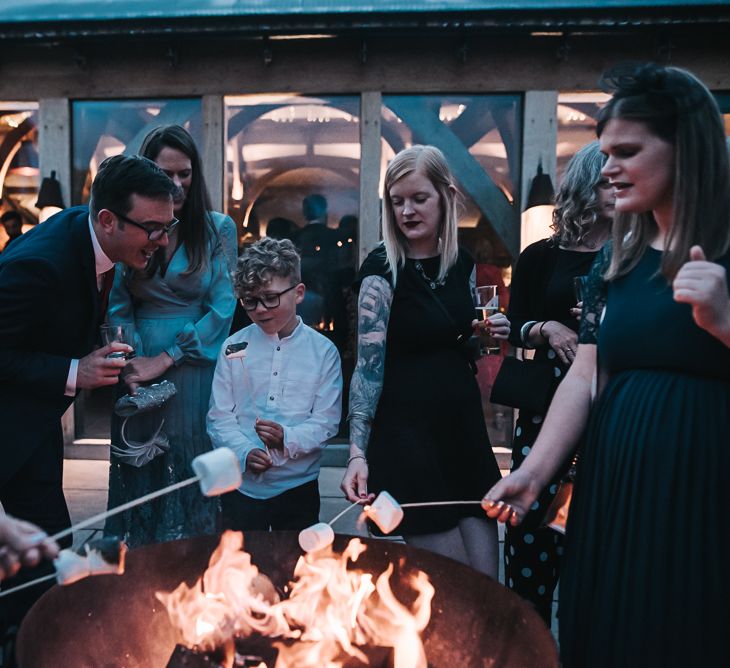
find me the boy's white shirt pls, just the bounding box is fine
[207,317,343,499]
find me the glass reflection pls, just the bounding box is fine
[72,99,202,205]
[225,94,361,437]
[0,103,40,244]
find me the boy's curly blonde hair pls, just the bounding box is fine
[234,237,301,296]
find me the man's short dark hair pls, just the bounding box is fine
[303,194,328,222]
[1,210,22,225]
[88,155,177,220]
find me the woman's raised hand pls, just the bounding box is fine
[673,246,730,346]
[481,468,544,526]
[472,312,511,340]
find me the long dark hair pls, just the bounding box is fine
[139,125,215,276]
[597,63,730,281]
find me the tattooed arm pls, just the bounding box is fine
[340,274,393,503]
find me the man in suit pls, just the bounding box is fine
[0,155,177,643]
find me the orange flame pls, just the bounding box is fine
[157,531,434,667]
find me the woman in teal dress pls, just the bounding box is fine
[105,125,236,547]
[484,64,730,666]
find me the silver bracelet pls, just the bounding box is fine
[347,454,367,466]
[520,320,538,348]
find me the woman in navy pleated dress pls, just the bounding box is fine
[484,63,730,667]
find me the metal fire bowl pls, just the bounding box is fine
[17,532,557,668]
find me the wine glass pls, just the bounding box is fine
[572,276,589,303]
[472,284,500,355]
[100,323,137,360]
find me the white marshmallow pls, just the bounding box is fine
[226,349,247,360]
[298,522,335,553]
[54,550,90,586]
[192,447,243,496]
[84,540,127,576]
[364,491,404,534]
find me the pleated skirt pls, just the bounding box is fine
[106,316,220,548]
[559,368,730,667]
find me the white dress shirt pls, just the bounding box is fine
[64,217,114,396]
[207,317,342,499]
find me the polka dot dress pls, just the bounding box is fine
[504,349,568,625]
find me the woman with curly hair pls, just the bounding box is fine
[485,63,730,667]
[503,141,613,624]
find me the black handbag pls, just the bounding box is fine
[490,356,555,415]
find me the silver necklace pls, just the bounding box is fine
[413,260,446,290]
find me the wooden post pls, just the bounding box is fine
[520,91,558,252]
[39,98,76,444]
[358,91,382,267]
[38,98,71,209]
[202,95,225,212]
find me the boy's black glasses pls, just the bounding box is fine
[240,284,298,311]
[109,209,179,241]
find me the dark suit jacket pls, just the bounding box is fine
[0,206,101,488]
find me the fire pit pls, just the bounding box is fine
[17,532,557,667]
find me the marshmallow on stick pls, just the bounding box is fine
[47,448,242,546]
[362,491,404,535]
[298,522,335,553]
[54,537,127,585]
[192,447,243,496]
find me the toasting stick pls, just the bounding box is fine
[298,492,485,553]
[47,447,243,544]
[0,537,127,598]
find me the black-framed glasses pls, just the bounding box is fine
[108,209,179,241]
[240,284,298,311]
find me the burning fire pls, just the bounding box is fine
[157,531,434,667]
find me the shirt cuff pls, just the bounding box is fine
[520,320,538,348]
[65,359,79,397]
[165,345,184,365]
[282,426,300,460]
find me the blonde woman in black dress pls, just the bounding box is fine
[341,145,510,576]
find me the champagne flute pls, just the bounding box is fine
[100,323,137,360]
[472,284,500,355]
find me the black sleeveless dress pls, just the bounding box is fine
[560,246,730,667]
[356,247,501,535]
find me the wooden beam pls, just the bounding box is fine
[358,91,382,267]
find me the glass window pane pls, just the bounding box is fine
[381,94,521,447]
[225,94,361,438]
[0,102,40,246]
[72,98,202,205]
[556,92,611,181]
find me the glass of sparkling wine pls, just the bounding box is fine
[100,323,137,360]
[473,285,500,355]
